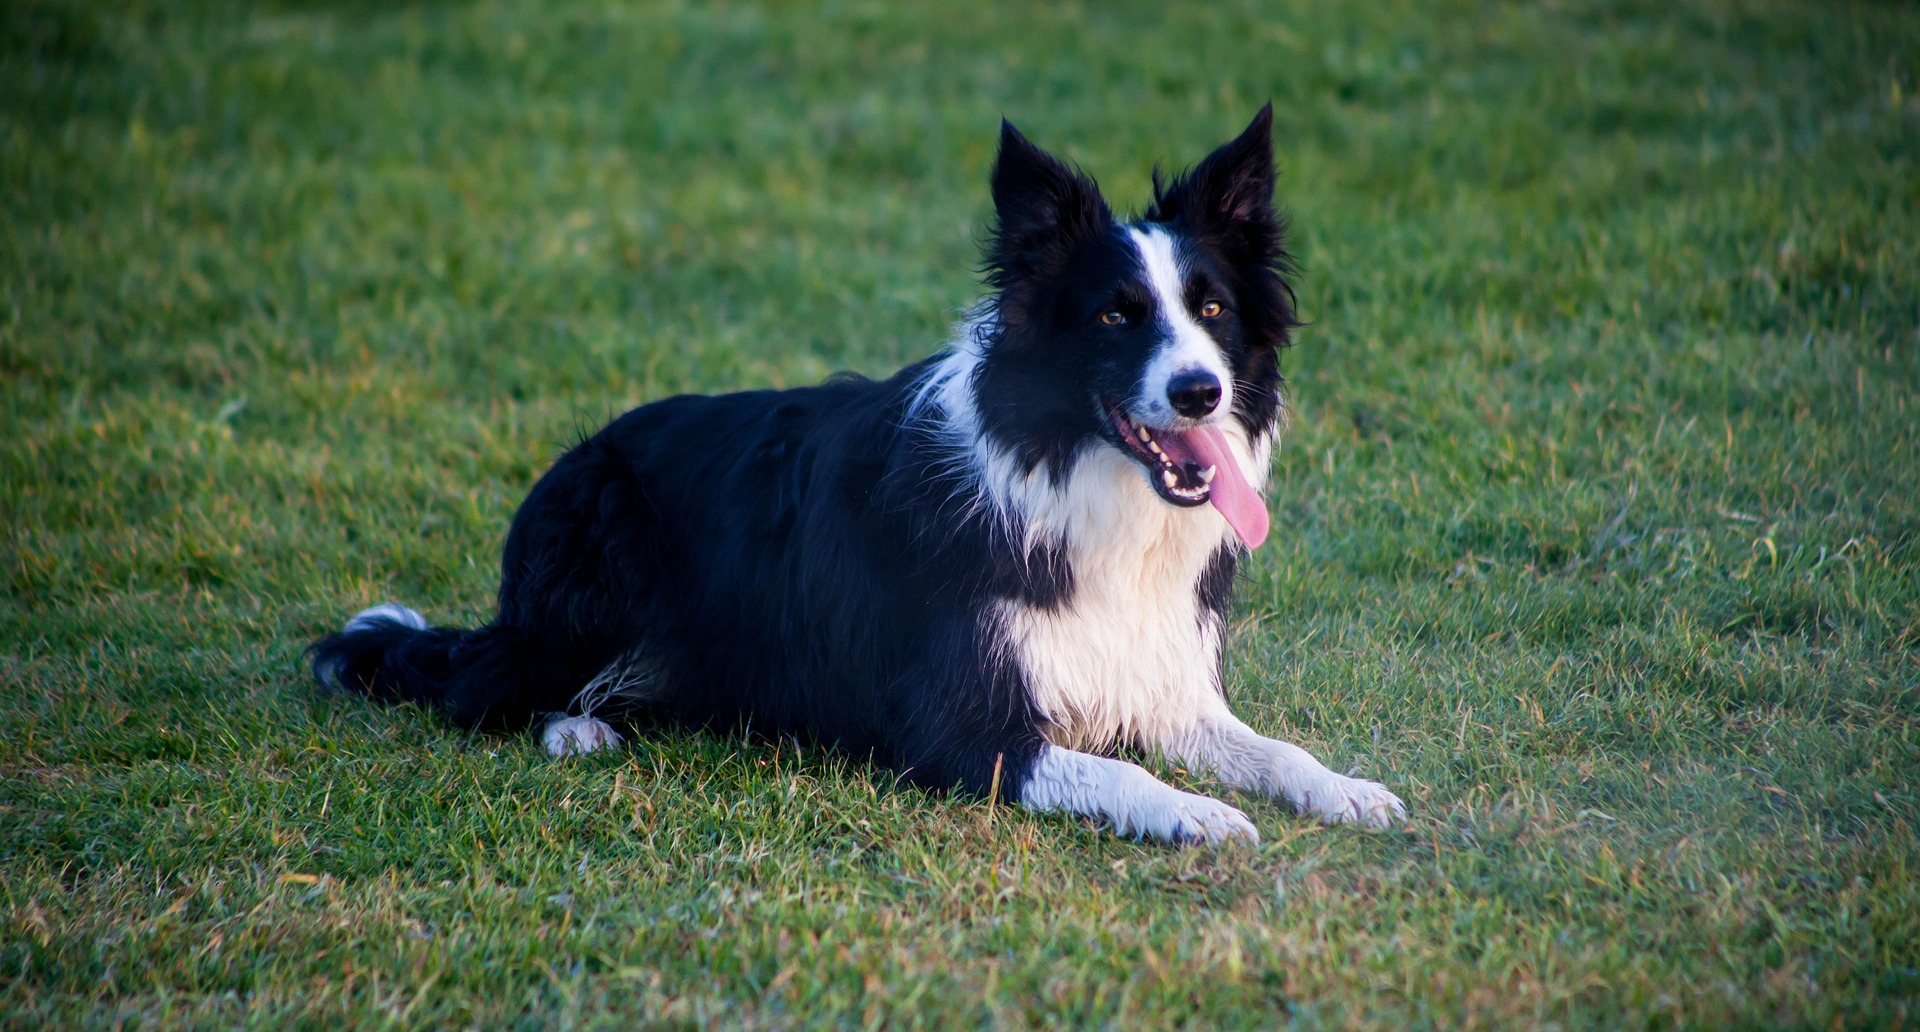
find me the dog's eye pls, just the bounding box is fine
[1198,301,1224,319]
[1099,310,1126,327]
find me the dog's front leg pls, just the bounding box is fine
[1018,743,1259,845]
[1160,711,1406,827]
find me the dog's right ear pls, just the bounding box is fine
[986,120,1112,285]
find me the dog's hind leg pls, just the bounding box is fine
[477,433,681,754]
[1157,710,1406,827]
[542,714,623,756]
[316,437,668,747]
[540,650,662,757]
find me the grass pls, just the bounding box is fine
[3,0,1917,1026]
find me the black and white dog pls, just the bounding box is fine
[311,107,1405,843]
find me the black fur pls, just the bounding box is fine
[310,108,1297,805]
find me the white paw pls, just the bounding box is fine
[345,602,427,633]
[1295,775,1406,827]
[543,715,622,757]
[1149,792,1261,846]
[1020,746,1261,847]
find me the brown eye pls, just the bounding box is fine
[1199,300,1224,319]
[1099,310,1126,326]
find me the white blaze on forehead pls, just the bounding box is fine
[1125,225,1233,426]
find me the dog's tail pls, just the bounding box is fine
[308,603,554,730]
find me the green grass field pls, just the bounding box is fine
[4,0,1917,1026]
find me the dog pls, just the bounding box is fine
[310,106,1406,843]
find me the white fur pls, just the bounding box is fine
[914,326,1246,750]
[908,313,1015,540]
[571,650,662,714]
[344,602,427,633]
[543,714,622,757]
[537,652,658,760]
[1159,711,1406,827]
[1019,743,1257,844]
[1126,225,1235,427]
[992,443,1233,750]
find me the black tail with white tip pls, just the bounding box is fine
[309,603,563,730]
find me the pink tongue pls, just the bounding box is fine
[1166,426,1270,550]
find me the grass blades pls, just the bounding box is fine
[3,0,1917,1026]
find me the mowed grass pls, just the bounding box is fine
[3,0,1917,1026]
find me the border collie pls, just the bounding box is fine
[311,106,1406,843]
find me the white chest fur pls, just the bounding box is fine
[995,446,1238,752]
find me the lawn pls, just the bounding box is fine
[3,0,1917,1026]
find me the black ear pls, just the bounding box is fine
[1146,104,1278,242]
[1148,105,1297,347]
[985,120,1112,289]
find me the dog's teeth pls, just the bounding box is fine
[1162,469,1178,489]
[1198,465,1217,484]
[1136,426,1152,442]
[1148,440,1163,455]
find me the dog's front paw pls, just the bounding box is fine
[1296,776,1406,828]
[543,715,622,757]
[1151,793,1261,846]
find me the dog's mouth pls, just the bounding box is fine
[1106,402,1270,549]
[1109,404,1214,506]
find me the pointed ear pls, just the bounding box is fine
[1148,105,1297,349]
[988,119,1112,261]
[1146,104,1276,233]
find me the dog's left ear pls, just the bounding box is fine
[1146,104,1279,251]
[1149,105,1296,347]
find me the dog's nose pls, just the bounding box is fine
[1166,370,1223,418]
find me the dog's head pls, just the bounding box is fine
[972,106,1296,549]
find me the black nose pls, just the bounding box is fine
[1166,370,1222,418]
